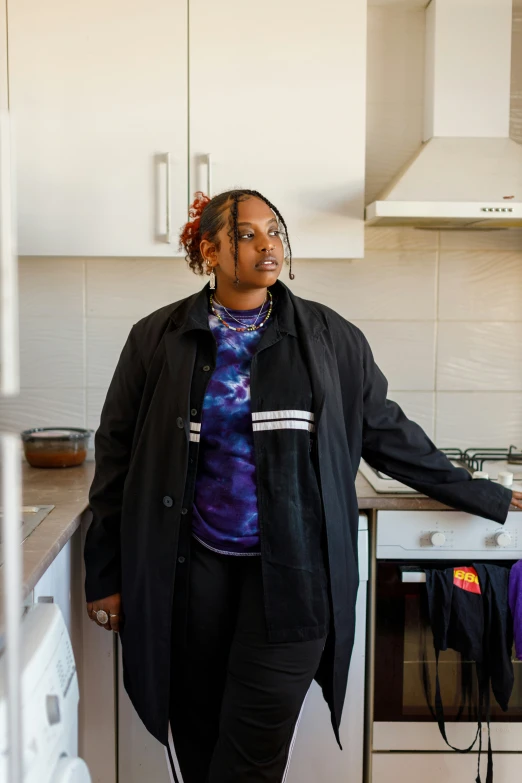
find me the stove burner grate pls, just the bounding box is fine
[440,445,522,471]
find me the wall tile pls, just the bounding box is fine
[20,316,84,388]
[87,317,135,388]
[437,322,522,391]
[18,258,85,318]
[436,393,522,447]
[289,251,437,320]
[439,230,522,252]
[438,250,522,321]
[86,258,201,318]
[87,388,107,432]
[0,388,86,434]
[353,320,435,390]
[511,7,522,142]
[364,226,438,251]
[386,391,435,440]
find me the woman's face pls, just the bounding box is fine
[201,196,284,290]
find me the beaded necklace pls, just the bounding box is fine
[213,294,268,327]
[210,290,273,332]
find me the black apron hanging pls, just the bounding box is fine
[424,564,514,783]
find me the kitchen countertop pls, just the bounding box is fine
[355,472,454,510]
[0,463,517,616]
[0,460,96,609]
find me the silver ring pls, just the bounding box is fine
[109,613,119,618]
[95,609,109,625]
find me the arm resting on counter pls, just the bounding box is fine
[358,330,512,525]
[84,326,146,602]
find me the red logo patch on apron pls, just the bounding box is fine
[453,566,481,594]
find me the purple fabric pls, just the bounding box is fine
[509,560,522,661]
[192,299,270,556]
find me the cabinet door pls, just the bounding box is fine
[189,0,366,260]
[8,0,187,257]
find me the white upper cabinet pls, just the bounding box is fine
[189,0,367,259]
[8,0,188,257]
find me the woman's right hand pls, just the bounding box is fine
[86,592,123,633]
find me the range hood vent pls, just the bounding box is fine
[365,0,522,229]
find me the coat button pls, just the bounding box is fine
[202,365,211,372]
[178,556,186,564]
[191,408,197,416]
[181,507,188,515]
[176,417,184,429]
[163,496,173,508]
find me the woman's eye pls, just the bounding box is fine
[239,230,282,239]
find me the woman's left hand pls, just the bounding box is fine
[510,490,522,510]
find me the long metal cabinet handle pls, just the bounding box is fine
[165,152,171,244]
[401,571,426,583]
[205,153,212,197]
[0,111,20,395]
[1,433,23,782]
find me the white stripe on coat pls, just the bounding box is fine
[189,432,200,442]
[252,409,314,422]
[190,422,201,432]
[165,723,185,783]
[252,420,315,433]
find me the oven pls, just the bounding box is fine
[367,510,522,783]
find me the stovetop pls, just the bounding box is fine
[359,445,522,494]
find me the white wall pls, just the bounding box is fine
[0,4,521,449]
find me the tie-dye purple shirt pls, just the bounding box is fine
[192,300,270,556]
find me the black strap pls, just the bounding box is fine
[432,651,495,783]
[433,649,481,753]
[475,662,493,783]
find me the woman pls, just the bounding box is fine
[84,188,522,783]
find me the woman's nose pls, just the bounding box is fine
[258,237,275,252]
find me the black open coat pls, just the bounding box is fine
[84,280,512,747]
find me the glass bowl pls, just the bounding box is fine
[20,428,92,468]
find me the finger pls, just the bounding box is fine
[86,602,93,618]
[109,613,120,633]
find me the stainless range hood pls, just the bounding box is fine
[365,0,522,229]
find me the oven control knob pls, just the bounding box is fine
[430,532,446,547]
[494,531,512,548]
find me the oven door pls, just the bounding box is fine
[373,561,522,752]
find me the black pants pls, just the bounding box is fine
[167,537,328,783]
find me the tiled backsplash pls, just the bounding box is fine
[1,4,521,449]
[2,226,522,449]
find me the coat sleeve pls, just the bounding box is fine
[358,329,512,525]
[84,325,146,602]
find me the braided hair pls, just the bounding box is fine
[179,189,294,285]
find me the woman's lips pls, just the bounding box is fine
[255,258,278,270]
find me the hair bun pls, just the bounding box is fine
[188,191,211,221]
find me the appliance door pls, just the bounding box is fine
[372,752,522,783]
[285,516,369,783]
[373,561,522,752]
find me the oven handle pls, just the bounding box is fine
[400,569,426,583]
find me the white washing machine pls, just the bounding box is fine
[0,603,91,782]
